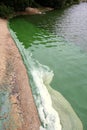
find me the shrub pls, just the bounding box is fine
[0,4,14,19]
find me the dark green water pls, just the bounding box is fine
[10,2,87,130]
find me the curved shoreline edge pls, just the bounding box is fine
[0,18,40,130]
[9,27,62,130]
[9,20,83,130]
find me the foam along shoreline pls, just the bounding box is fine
[10,28,83,130]
[31,68,61,130]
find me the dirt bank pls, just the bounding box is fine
[0,18,40,130]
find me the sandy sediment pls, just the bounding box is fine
[0,18,40,130]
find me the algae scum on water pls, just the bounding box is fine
[9,3,87,130]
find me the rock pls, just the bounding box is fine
[25,7,42,15]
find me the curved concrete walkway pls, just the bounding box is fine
[0,18,40,130]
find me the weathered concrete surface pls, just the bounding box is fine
[0,18,40,130]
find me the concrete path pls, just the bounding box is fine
[0,18,40,130]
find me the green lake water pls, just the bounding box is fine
[9,2,87,130]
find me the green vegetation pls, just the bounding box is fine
[0,0,81,18]
[34,0,80,8]
[0,0,34,18]
[0,0,33,11]
[0,4,14,18]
